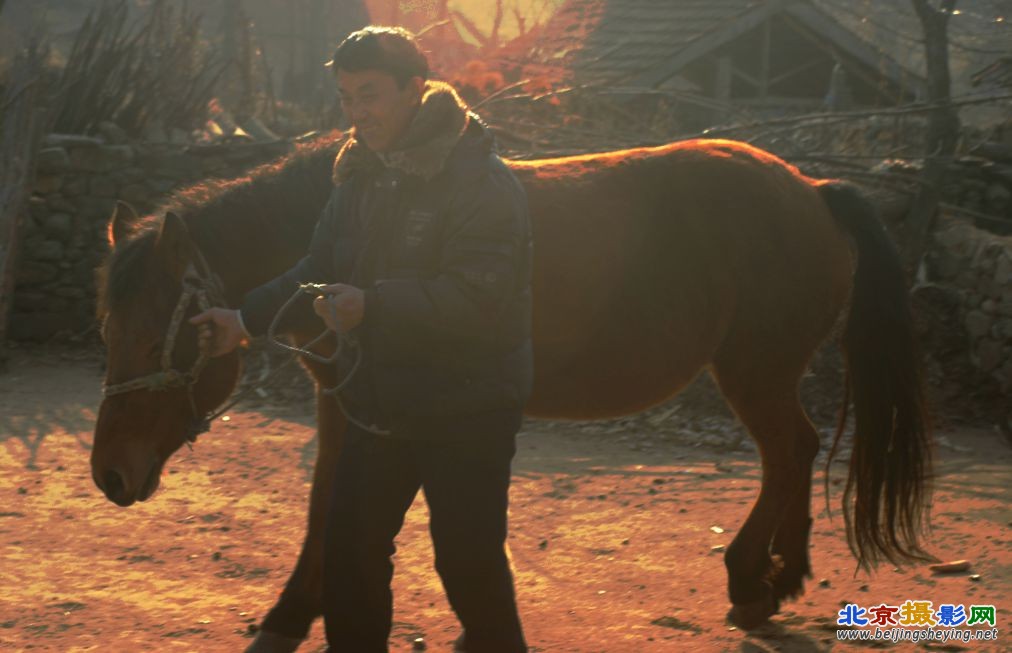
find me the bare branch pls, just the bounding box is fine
[490,0,504,48]
[0,78,39,113]
[416,19,452,38]
[471,78,532,111]
[513,7,527,37]
[450,10,490,48]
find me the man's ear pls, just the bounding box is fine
[108,201,140,247]
[406,76,425,103]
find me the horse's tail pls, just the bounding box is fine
[817,180,933,571]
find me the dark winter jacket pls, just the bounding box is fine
[240,82,533,436]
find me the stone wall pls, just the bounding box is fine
[11,134,291,341]
[928,218,1012,396]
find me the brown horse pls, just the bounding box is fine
[93,135,932,650]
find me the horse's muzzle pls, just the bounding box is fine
[94,460,160,507]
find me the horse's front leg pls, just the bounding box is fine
[246,357,345,652]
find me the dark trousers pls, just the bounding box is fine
[322,412,527,653]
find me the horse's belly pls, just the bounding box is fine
[527,318,715,419]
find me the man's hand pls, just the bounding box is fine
[189,308,247,357]
[312,283,365,333]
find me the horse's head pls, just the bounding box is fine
[92,202,241,506]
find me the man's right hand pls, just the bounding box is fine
[189,308,248,357]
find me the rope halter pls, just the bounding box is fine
[102,247,226,445]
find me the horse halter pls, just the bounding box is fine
[102,247,226,445]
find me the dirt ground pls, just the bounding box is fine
[1,346,1009,652]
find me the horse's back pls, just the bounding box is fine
[510,140,853,418]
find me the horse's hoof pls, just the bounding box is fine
[772,569,808,602]
[243,630,303,653]
[727,594,777,631]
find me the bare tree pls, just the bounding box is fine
[451,0,507,51]
[222,0,255,120]
[452,9,491,49]
[52,1,225,137]
[513,6,527,38]
[0,28,47,354]
[490,0,504,47]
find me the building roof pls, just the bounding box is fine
[517,0,921,93]
[558,0,758,82]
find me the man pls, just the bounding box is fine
[190,26,532,653]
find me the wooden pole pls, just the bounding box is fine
[905,0,960,274]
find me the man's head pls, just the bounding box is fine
[329,26,428,152]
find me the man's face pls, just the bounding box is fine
[336,69,423,152]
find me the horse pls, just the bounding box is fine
[92,134,932,650]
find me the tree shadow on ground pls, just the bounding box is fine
[0,406,97,470]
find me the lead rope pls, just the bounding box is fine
[107,267,391,442]
[182,283,215,446]
[262,283,391,436]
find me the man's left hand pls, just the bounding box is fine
[312,283,365,333]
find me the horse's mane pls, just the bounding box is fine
[98,132,344,315]
[156,132,343,238]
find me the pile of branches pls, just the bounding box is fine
[467,79,1012,243]
[473,80,928,161]
[51,0,224,138]
[475,83,696,158]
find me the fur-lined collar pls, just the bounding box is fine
[332,80,470,184]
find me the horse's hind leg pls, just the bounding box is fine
[769,410,819,603]
[711,362,817,630]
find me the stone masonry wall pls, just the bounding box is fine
[11,134,291,341]
[928,219,1012,396]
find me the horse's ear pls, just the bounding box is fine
[155,212,192,270]
[108,201,140,246]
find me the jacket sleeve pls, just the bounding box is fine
[364,167,530,356]
[239,186,342,336]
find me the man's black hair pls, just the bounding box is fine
[328,26,429,87]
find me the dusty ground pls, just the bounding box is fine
[0,346,1009,652]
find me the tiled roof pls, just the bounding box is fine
[524,0,762,83]
[510,0,920,92]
